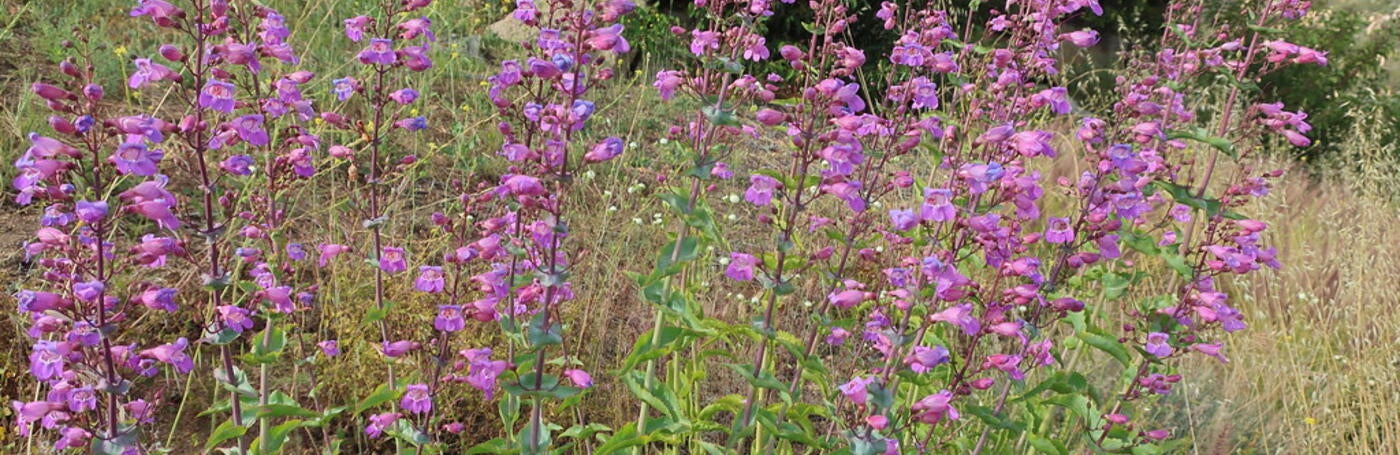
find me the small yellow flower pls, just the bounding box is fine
[114,46,128,57]
[1304,417,1317,425]
[411,108,420,116]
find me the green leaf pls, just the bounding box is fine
[526,311,563,347]
[504,373,581,400]
[202,327,242,345]
[89,425,139,455]
[256,404,320,419]
[1027,434,1068,455]
[1168,128,1237,160]
[1151,181,1222,216]
[702,105,740,127]
[722,363,791,404]
[655,236,700,272]
[1100,272,1130,300]
[964,405,1025,432]
[657,191,692,216]
[621,326,697,371]
[595,423,645,453]
[205,420,248,452]
[1078,331,1132,367]
[1132,443,1166,455]
[355,384,400,413]
[251,419,302,454]
[464,438,516,455]
[622,372,681,421]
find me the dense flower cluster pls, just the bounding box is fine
[9,0,1315,452]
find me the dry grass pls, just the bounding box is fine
[1160,129,1400,454]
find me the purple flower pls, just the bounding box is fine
[318,340,341,357]
[75,200,108,224]
[983,354,1025,380]
[909,77,938,109]
[73,280,104,302]
[910,390,959,424]
[725,253,759,282]
[380,247,407,273]
[400,45,432,71]
[1045,217,1075,244]
[890,208,918,231]
[140,337,193,374]
[318,243,350,266]
[839,376,875,405]
[394,117,427,131]
[344,15,371,42]
[744,174,781,206]
[958,162,1004,194]
[583,137,624,163]
[1009,130,1056,157]
[219,155,254,176]
[586,24,629,53]
[828,289,866,309]
[129,58,179,89]
[1061,30,1100,47]
[331,77,359,101]
[689,29,719,56]
[825,327,851,345]
[1145,332,1173,357]
[1190,342,1229,363]
[380,340,420,358]
[66,387,97,413]
[365,412,401,438]
[904,346,950,373]
[129,0,182,26]
[389,88,419,104]
[434,305,465,332]
[397,16,436,41]
[286,243,307,261]
[920,188,956,222]
[929,304,979,336]
[401,384,432,414]
[218,305,254,333]
[131,234,183,266]
[138,287,178,312]
[513,0,538,24]
[653,70,683,100]
[463,348,508,399]
[358,38,397,65]
[120,179,181,230]
[261,286,296,313]
[563,369,593,388]
[199,80,236,113]
[29,341,66,380]
[416,266,445,293]
[498,60,522,86]
[232,115,268,146]
[711,162,733,179]
[109,142,163,176]
[52,426,91,451]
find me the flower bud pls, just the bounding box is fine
[31,83,74,101]
[59,60,82,78]
[82,84,104,101]
[49,116,76,135]
[158,44,184,62]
